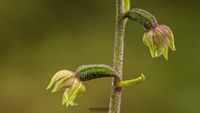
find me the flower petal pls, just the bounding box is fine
[143,30,155,57]
[62,79,85,107]
[46,70,74,90]
[163,47,168,60]
[52,77,75,93]
[169,32,176,51]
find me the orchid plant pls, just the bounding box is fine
[46,0,175,113]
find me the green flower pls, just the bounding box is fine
[143,24,176,60]
[46,70,86,107]
[46,64,117,107]
[46,64,145,108]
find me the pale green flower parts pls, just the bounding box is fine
[46,70,74,90]
[143,24,176,60]
[125,8,176,60]
[62,79,86,107]
[46,64,117,107]
[46,70,86,107]
[46,64,145,107]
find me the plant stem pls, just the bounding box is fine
[109,0,126,113]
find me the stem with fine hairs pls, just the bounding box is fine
[109,0,127,113]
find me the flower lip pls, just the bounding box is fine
[63,79,86,107]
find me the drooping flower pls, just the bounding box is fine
[46,70,86,107]
[143,24,176,60]
[126,8,176,60]
[46,64,146,108]
[46,64,118,107]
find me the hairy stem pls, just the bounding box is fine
[109,0,126,113]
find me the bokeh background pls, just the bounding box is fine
[0,0,199,113]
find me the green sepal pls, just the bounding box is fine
[52,77,75,93]
[143,30,155,57]
[52,76,69,93]
[62,79,85,107]
[46,70,74,90]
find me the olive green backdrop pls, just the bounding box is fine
[0,0,199,113]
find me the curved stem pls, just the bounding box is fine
[109,0,126,113]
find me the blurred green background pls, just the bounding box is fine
[0,0,199,113]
